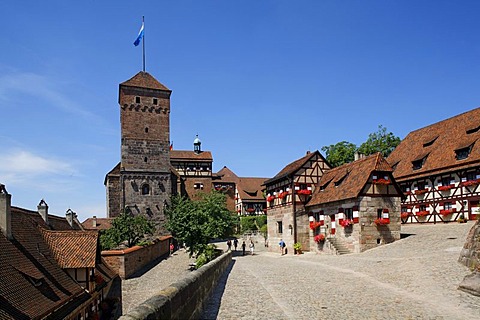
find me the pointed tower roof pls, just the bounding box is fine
[120,71,170,91]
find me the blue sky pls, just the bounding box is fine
[1,1,480,222]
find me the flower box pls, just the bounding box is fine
[416,211,429,217]
[438,185,454,191]
[400,212,410,219]
[277,191,289,199]
[404,191,412,195]
[297,189,312,196]
[374,218,390,225]
[439,208,456,216]
[373,178,391,185]
[340,219,354,227]
[460,179,480,187]
[314,234,325,243]
[267,196,275,202]
[246,208,255,213]
[415,189,429,195]
[309,221,322,230]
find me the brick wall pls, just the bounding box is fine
[102,236,172,279]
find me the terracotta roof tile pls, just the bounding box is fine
[308,153,394,206]
[40,230,98,268]
[237,177,268,201]
[388,107,480,181]
[82,217,113,230]
[120,71,170,91]
[216,166,240,183]
[265,151,326,185]
[170,150,213,161]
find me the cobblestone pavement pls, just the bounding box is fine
[202,222,480,320]
[121,249,196,315]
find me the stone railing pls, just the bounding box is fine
[102,235,172,279]
[119,250,232,320]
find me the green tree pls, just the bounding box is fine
[164,192,235,257]
[357,125,401,157]
[100,211,155,250]
[321,141,357,168]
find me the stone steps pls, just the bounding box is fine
[327,237,352,255]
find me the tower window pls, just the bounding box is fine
[145,127,149,133]
[153,98,158,105]
[144,157,148,163]
[142,184,150,195]
[135,96,141,103]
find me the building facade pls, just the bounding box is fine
[387,107,480,224]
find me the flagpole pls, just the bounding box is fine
[142,16,146,72]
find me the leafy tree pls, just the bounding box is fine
[164,192,235,257]
[240,216,257,233]
[321,141,357,168]
[357,125,401,158]
[100,211,155,250]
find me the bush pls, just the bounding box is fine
[195,244,218,269]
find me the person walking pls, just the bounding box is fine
[227,239,232,251]
[279,239,286,255]
[233,238,238,251]
[241,241,246,256]
[170,243,174,256]
[249,240,255,255]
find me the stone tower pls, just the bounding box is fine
[105,71,172,233]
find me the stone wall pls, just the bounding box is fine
[102,236,172,279]
[119,250,232,320]
[458,219,480,296]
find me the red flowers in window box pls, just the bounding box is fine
[267,196,275,202]
[417,211,429,217]
[314,234,325,243]
[374,218,390,225]
[373,178,391,185]
[415,189,429,195]
[439,208,456,216]
[297,189,312,196]
[340,219,354,227]
[460,179,480,187]
[277,191,289,199]
[400,212,410,219]
[309,221,322,230]
[438,185,454,191]
[246,208,255,213]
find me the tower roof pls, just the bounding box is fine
[120,71,170,91]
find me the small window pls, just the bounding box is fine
[377,209,383,219]
[145,127,148,133]
[417,181,426,190]
[444,202,452,210]
[412,153,429,170]
[466,125,480,134]
[423,136,438,147]
[142,184,150,195]
[144,157,148,163]
[345,208,353,220]
[441,177,452,186]
[466,172,477,181]
[135,96,141,103]
[277,221,283,234]
[334,172,349,187]
[455,146,472,160]
[419,204,427,211]
[194,183,204,190]
[153,98,158,105]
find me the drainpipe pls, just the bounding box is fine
[291,177,297,253]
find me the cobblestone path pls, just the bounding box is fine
[202,222,480,320]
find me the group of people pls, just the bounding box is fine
[227,238,255,256]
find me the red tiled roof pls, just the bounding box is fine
[388,107,480,181]
[216,166,240,183]
[308,153,394,206]
[40,230,98,268]
[237,177,268,201]
[170,150,213,161]
[82,217,113,230]
[0,208,88,319]
[120,71,170,91]
[264,151,326,185]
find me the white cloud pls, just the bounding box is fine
[3,150,75,175]
[0,71,95,119]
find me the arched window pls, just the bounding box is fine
[141,184,150,195]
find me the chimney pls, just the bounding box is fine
[92,216,97,228]
[306,151,311,155]
[0,184,12,240]
[66,209,76,228]
[37,199,49,225]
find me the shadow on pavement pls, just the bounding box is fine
[200,259,236,320]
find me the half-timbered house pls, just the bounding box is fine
[307,153,403,253]
[236,177,268,215]
[264,151,330,253]
[387,107,480,224]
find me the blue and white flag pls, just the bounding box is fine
[133,22,144,46]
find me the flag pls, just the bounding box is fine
[133,22,144,46]
[169,142,173,150]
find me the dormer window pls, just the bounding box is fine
[423,136,438,147]
[334,172,349,187]
[412,153,429,170]
[466,125,480,134]
[455,142,475,160]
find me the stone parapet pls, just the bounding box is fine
[119,250,232,320]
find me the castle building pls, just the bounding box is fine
[387,107,480,223]
[105,72,173,233]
